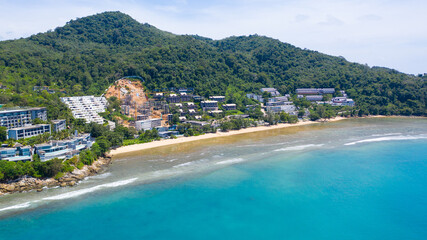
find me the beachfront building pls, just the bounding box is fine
[209,96,225,102]
[8,124,51,140]
[331,97,355,106]
[261,88,280,97]
[185,120,209,127]
[266,104,297,114]
[201,100,218,111]
[158,130,180,138]
[0,107,47,129]
[223,104,237,111]
[0,145,32,162]
[296,88,335,95]
[34,134,93,162]
[135,118,162,131]
[51,119,66,132]
[61,96,107,125]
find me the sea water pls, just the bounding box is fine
[0,118,426,239]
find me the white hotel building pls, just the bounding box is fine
[61,96,108,125]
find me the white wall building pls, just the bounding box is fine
[135,118,162,131]
[61,96,108,125]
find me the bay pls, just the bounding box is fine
[0,118,426,240]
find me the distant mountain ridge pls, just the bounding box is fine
[0,11,425,116]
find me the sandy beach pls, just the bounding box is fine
[109,116,348,156]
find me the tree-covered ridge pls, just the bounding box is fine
[0,11,425,116]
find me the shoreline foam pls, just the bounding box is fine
[110,117,347,157]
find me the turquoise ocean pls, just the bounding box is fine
[0,118,426,239]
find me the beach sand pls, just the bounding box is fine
[109,117,348,157]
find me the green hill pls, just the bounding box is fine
[0,11,425,116]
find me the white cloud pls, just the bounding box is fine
[0,0,425,74]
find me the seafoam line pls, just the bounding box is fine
[344,135,427,146]
[216,158,245,165]
[274,144,325,152]
[0,202,32,212]
[43,178,138,201]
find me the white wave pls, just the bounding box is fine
[173,162,195,168]
[345,135,427,146]
[216,158,245,165]
[43,178,138,201]
[274,144,324,152]
[85,172,112,180]
[0,202,31,212]
[173,158,208,168]
[371,133,402,137]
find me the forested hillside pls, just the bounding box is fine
[0,11,425,116]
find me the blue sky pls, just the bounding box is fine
[0,0,426,74]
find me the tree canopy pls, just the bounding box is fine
[0,11,425,116]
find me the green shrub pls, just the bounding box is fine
[76,161,84,169]
[54,172,64,180]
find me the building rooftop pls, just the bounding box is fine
[0,107,46,114]
[51,119,66,124]
[9,124,50,131]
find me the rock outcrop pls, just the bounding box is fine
[0,157,112,196]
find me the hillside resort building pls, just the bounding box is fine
[34,134,93,162]
[201,100,219,111]
[8,124,51,140]
[0,133,94,162]
[60,96,108,125]
[0,145,32,162]
[0,107,47,129]
[51,119,67,132]
[296,88,335,95]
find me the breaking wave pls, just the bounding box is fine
[371,133,401,137]
[85,172,112,180]
[0,202,32,212]
[173,162,194,168]
[274,144,324,152]
[344,135,427,146]
[43,178,138,201]
[216,158,245,165]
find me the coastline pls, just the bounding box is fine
[1,115,423,196]
[109,116,348,157]
[0,157,112,196]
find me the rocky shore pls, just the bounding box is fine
[0,156,112,196]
